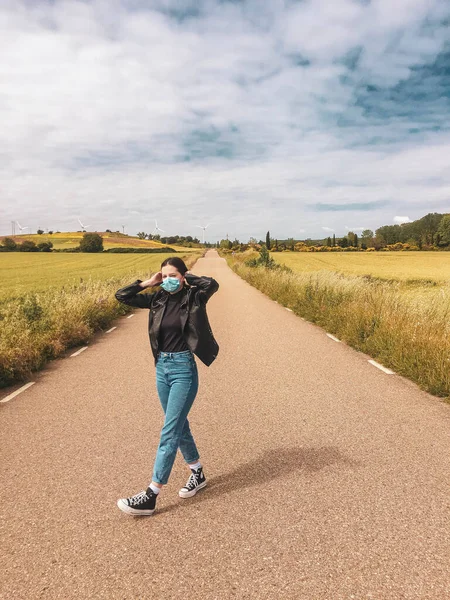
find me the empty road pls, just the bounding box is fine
[1,250,449,599]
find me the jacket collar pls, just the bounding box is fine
[153,286,189,308]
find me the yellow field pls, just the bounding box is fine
[0,250,203,387]
[225,251,450,401]
[270,251,450,284]
[0,231,200,251]
[0,252,201,301]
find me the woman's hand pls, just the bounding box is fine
[139,271,163,288]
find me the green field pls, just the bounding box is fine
[0,250,203,387]
[0,252,198,302]
[270,251,450,284]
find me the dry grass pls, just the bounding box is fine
[0,252,202,387]
[225,251,450,402]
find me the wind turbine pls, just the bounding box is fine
[16,221,28,233]
[78,218,90,231]
[152,220,165,236]
[196,223,210,244]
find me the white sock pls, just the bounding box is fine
[149,483,161,495]
[189,461,202,471]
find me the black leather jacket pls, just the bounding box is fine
[115,274,219,366]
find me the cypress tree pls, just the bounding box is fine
[266,231,271,250]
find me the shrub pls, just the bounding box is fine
[2,237,17,251]
[245,246,292,272]
[19,240,39,252]
[103,247,176,253]
[79,233,104,253]
[37,242,53,252]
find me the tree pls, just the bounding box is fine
[419,212,442,246]
[37,229,44,235]
[347,231,356,247]
[354,233,358,247]
[332,234,336,247]
[376,224,401,245]
[79,232,104,253]
[2,237,17,250]
[266,231,271,250]
[326,237,332,247]
[37,241,53,252]
[137,232,147,239]
[19,240,39,252]
[338,236,349,248]
[361,229,374,248]
[436,214,450,246]
[219,239,232,249]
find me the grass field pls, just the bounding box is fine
[226,250,450,402]
[0,231,201,251]
[0,250,203,387]
[270,251,450,285]
[0,253,190,302]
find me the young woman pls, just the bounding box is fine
[114,257,219,516]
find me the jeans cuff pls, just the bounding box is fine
[185,456,200,464]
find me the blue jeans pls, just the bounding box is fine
[152,350,200,485]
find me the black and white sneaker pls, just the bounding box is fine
[117,487,157,516]
[179,467,207,498]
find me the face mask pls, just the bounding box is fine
[161,277,182,293]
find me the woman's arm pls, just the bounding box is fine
[115,272,163,309]
[184,272,219,304]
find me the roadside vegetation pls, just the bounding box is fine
[0,252,201,388]
[223,248,450,403]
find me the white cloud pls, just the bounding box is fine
[393,216,411,224]
[0,0,449,241]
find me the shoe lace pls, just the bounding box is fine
[185,472,199,490]
[129,491,149,507]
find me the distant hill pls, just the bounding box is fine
[0,231,198,251]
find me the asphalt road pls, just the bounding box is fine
[1,250,449,600]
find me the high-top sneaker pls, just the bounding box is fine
[117,487,157,516]
[179,467,207,498]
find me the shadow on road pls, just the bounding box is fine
[156,446,358,516]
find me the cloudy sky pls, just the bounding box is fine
[1,0,450,242]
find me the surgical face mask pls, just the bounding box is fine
[161,276,181,293]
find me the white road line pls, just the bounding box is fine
[285,308,293,312]
[70,346,88,357]
[368,359,395,375]
[106,327,117,333]
[326,333,341,342]
[0,382,36,404]
[127,314,134,319]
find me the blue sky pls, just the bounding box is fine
[1,0,449,241]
